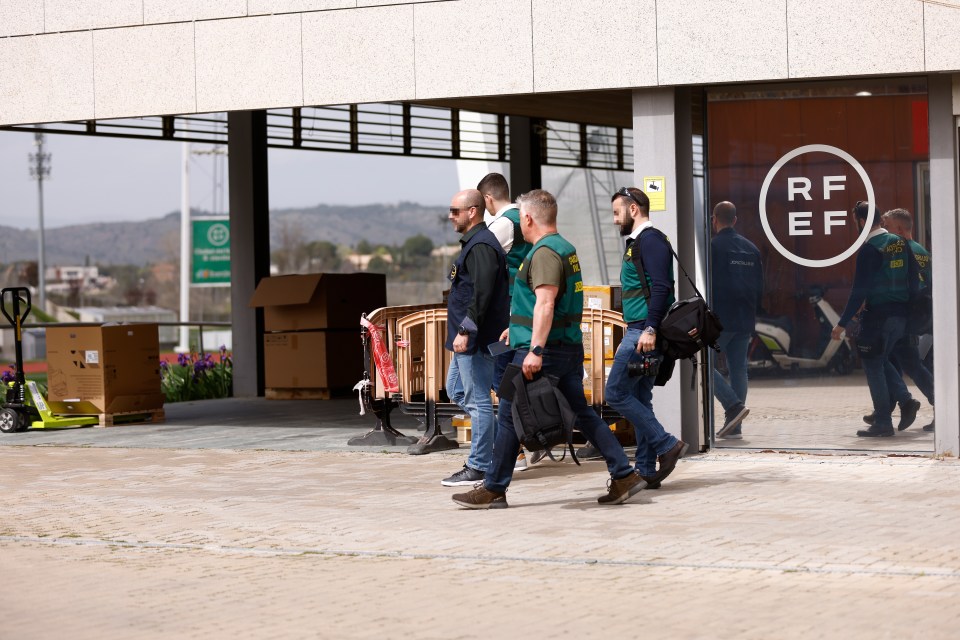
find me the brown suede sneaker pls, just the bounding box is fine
[597,471,647,505]
[452,484,508,509]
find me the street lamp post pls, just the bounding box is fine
[28,132,51,314]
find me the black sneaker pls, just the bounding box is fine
[577,444,602,460]
[717,405,749,438]
[452,483,508,509]
[863,411,876,425]
[897,399,921,431]
[857,426,895,437]
[923,420,935,432]
[719,425,743,440]
[441,465,485,487]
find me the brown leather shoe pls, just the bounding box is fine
[597,471,646,505]
[656,440,689,484]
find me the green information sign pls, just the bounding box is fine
[192,218,231,286]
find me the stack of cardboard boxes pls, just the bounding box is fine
[250,273,386,398]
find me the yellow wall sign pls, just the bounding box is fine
[643,176,666,212]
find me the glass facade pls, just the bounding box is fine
[706,79,933,452]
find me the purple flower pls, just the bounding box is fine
[159,361,169,371]
[177,352,190,367]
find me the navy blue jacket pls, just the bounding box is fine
[711,227,763,333]
[445,224,509,354]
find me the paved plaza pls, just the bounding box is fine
[1,397,958,639]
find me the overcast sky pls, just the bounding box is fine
[0,129,464,230]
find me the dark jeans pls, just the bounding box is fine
[861,315,911,430]
[484,344,634,494]
[491,349,514,395]
[604,327,679,477]
[891,337,934,406]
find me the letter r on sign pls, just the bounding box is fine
[788,177,812,201]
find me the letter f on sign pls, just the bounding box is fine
[823,175,846,199]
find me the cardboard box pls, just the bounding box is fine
[263,330,363,390]
[583,285,622,312]
[582,323,615,360]
[250,273,387,332]
[46,324,163,415]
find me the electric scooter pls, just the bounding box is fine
[749,285,854,375]
[0,287,99,433]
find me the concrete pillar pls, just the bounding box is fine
[508,115,542,198]
[227,110,271,397]
[631,87,702,449]
[929,75,960,457]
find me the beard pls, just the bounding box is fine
[618,218,634,237]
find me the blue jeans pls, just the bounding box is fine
[860,315,911,430]
[713,331,751,412]
[446,351,496,473]
[484,344,634,494]
[605,328,679,477]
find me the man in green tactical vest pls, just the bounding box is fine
[604,187,688,489]
[856,208,933,432]
[831,202,921,437]
[452,189,646,509]
[476,172,541,472]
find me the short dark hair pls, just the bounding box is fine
[853,200,879,222]
[611,187,649,215]
[477,173,510,201]
[713,201,737,225]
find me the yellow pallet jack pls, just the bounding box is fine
[0,287,98,433]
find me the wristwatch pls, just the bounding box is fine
[530,345,544,356]
[457,325,470,336]
[643,326,657,335]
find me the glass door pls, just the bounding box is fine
[706,79,934,452]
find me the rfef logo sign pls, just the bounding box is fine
[759,144,875,268]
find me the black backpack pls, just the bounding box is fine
[502,367,580,466]
[631,228,724,361]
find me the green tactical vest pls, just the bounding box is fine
[500,206,533,288]
[908,239,931,287]
[866,232,911,306]
[509,233,584,348]
[620,234,676,324]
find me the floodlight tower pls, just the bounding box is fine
[28,132,51,313]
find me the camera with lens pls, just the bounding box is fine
[627,353,662,378]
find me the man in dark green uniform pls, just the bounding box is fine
[605,187,688,486]
[831,202,919,437]
[858,208,933,431]
[477,173,540,471]
[452,189,645,509]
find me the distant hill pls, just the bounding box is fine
[0,202,457,267]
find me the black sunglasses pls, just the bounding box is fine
[612,187,644,209]
[449,205,476,214]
